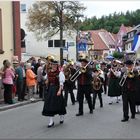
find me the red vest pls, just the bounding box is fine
[48,70,59,85]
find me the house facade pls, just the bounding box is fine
[115,24,132,52]
[0,1,21,67]
[123,24,140,58]
[78,29,116,60]
[20,1,77,62]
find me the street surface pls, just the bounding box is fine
[0,91,140,139]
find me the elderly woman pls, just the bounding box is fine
[26,63,37,101]
[2,60,15,104]
[42,60,66,128]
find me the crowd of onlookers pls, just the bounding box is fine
[0,57,45,104]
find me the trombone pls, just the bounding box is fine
[70,61,93,82]
[119,59,137,87]
[119,71,127,87]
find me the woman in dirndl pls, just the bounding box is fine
[42,60,66,128]
[108,62,122,104]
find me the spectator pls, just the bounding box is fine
[26,63,37,101]
[2,60,15,104]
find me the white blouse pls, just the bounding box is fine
[59,71,65,86]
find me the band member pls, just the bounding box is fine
[121,60,138,122]
[108,60,121,104]
[101,62,109,94]
[92,69,104,109]
[76,58,93,116]
[134,62,140,113]
[42,60,66,128]
[41,56,54,99]
[63,61,76,106]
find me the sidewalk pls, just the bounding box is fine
[0,95,42,112]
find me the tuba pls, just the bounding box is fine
[92,75,102,91]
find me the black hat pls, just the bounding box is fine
[79,58,89,63]
[101,62,106,65]
[107,64,111,69]
[125,60,134,65]
[51,60,59,65]
[112,64,117,67]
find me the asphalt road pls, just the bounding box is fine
[0,93,140,139]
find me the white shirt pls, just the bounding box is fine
[59,71,65,86]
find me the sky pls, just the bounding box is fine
[20,0,140,19]
[81,0,140,18]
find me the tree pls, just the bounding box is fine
[113,51,124,59]
[26,1,86,65]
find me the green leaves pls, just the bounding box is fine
[80,10,140,33]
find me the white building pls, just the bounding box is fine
[20,0,77,62]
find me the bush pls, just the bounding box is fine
[113,51,124,59]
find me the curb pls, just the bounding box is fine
[0,99,42,112]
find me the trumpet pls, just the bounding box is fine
[70,61,93,82]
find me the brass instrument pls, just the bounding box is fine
[127,68,135,78]
[92,76,102,91]
[70,61,93,82]
[119,70,129,87]
[80,67,87,73]
[119,59,136,87]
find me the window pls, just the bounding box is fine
[0,9,4,54]
[68,42,75,46]
[48,40,53,47]
[54,40,65,47]
[131,32,134,38]
[20,4,27,13]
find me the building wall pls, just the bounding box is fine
[12,1,21,61]
[0,2,14,67]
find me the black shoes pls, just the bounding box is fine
[131,115,135,119]
[121,118,129,122]
[47,122,54,128]
[60,120,64,124]
[76,113,83,116]
[72,102,75,105]
[90,110,93,114]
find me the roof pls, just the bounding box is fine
[99,31,115,46]
[90,30,109,51]
[79,29,118,51]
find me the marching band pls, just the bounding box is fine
[40,55,140,127]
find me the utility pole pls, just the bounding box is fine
[75,14,84,61]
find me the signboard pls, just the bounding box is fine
[77,42,87,51]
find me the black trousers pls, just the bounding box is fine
[3,84,13,104]
[64,84,75,106]
[103,83,107,94]
[78,85,92,113]
[16,80,24,101]
[38,81,43,98]
[122,91,136,119]
[93,92,103,108]
[22,78,26,98]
